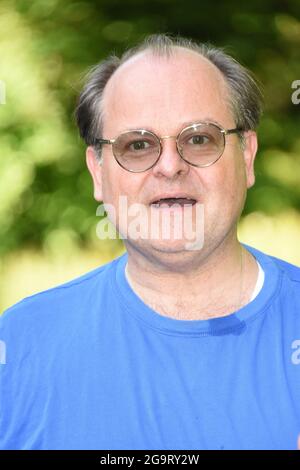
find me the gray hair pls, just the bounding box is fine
[75,34,263,160]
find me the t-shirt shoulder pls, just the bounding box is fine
[0,255,122,321]
[269,254,300,283]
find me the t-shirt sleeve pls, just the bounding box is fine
[0,301,43,449]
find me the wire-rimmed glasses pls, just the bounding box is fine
[93,122,244,173]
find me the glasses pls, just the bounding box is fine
[94,122,244,173]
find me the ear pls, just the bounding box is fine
[242,131,258,189]
[86,146,103,201]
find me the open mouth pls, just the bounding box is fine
[151,197,197,208]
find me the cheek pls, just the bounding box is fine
[100,158,125,202]
[204,158,247,215]
[228,166,247,217]
[101,160,144,206]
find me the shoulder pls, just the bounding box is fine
[0,254,125,332]
[268,255,300,283]
[244,243,300,287]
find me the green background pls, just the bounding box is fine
[0,0,300,311]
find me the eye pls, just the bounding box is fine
[128,140,151,151]
[188,134,210,145]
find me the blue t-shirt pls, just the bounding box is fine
[0,244,300,450]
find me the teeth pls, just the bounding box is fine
[151,197,196,207]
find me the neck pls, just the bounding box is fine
[124,237,258,321]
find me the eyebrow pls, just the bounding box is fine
[123,117,223,134]
[181,118,223,128]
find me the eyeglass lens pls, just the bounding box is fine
[113,124,225,172]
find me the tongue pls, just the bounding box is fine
[154,198,196,206]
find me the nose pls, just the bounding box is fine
[151,136,190,178]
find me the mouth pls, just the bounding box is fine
[150,197,197,208]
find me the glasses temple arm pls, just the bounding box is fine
[93,138,113,145]
[225,127,245,135]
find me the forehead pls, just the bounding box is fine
[102,48,233,134]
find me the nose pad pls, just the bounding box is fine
[152,136,189,175]
[159,135,184,161]
[160,136,179,158]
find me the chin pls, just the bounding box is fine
[142,238,204,254]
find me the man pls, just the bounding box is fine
[1,34,300,450]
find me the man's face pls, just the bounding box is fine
[86,48,257,263]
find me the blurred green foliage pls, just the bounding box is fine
[0,0,300,257]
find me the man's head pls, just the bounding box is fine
[75,34,263,266]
